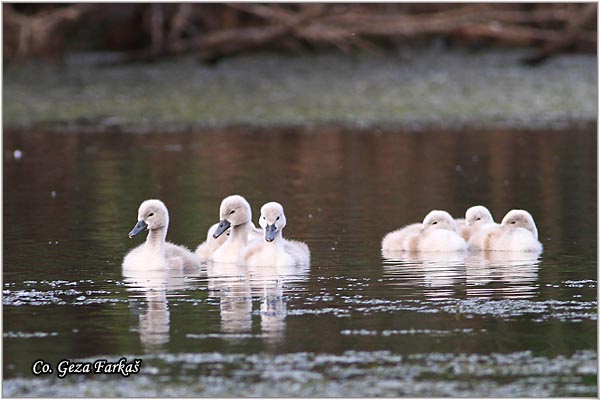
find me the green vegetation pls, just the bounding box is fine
[4,49,596,131]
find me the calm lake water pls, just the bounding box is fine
[3,126,597,396]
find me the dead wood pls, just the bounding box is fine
[3,3,596,64]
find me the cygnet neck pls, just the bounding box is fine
[146,225,167,253]
[230,221,253,243]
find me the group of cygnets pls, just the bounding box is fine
[381,205,542,253]
[123,196,542,271]
[123,195,310,270]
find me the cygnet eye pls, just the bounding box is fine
[432,221,437,225]
[511,221,516,224]
[476,217,481,220]
[276,216,280,221]
[230,210,235,214]
[148,213,154,217]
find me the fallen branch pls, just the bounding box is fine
[524,3,597,65]
[3,3,596,64]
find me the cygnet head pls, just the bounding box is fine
[259,202,287,242]
[213,195,252,238]
[421,210,458,233]
[129,199,169,238]
[501,209,539,239]
[465,205,494,226]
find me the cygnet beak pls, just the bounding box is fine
[213,219,231,238]
[265,224,277,242]
[129,220,148,238]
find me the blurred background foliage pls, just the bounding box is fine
[3,3,597,65]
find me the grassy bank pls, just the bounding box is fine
[3,48,597,132]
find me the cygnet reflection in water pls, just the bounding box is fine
[206,261,309,344]
[207,262,253,335]
[465,250,542,299]
[382,250,466,300]
[382,249,542,300]
[250,263,310,344]
[123,265,202,351]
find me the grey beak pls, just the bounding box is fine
[129,220,148,238]
[213,219,231,238]
[265,224,277,242]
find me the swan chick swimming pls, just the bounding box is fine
[382,210,466,252]
[381,223,421,251]
[459,205,495,241]
[455,218,467,238]
[409,210,468,252]
[195,222,230,261]
[469,209,542,252]
[123,199,200,270]
[240,202,310,267]
[211,195,259,263]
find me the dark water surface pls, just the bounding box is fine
[3,126,597,396]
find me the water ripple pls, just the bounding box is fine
[3,349,596,397]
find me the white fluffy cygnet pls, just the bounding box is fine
[123,199,200,270]
[469,209,542,252]
[458,205,495,241]
[382,210,467,252]
[412,210,468,252]
[240,202,310,267]
[211,195,258,263]
[195,222,230,261]
[381,223,421,251]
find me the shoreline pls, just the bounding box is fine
[4,48,597,132]
[4,119,596,135]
